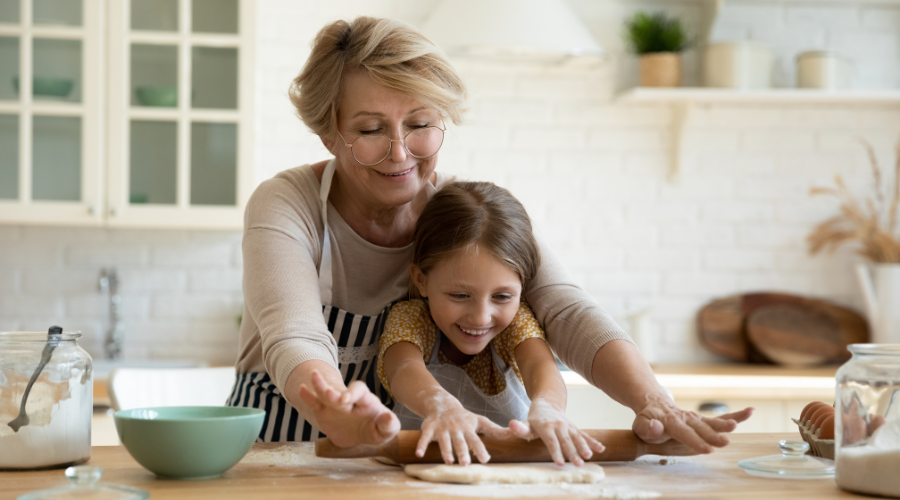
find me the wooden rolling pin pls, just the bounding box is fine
[316,429,699,464]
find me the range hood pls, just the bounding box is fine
[419,0,604,62]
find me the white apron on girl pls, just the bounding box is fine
[393,332,532,430]
[228,159,416,441]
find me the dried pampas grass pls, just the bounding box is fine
[807,137,900,263]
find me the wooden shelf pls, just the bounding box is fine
[617,87,900,105]
[615,87,900,182]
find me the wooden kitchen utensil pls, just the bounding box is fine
[697,292,869,364]
[747,302,867,366]
[315,430,699,464]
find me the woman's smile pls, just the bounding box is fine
[375,166,414,179]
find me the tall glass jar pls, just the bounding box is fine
[835,344,900,497]
[0,331,93,469]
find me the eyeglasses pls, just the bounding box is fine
[338,126,445,167]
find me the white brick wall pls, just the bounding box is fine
[1,0,898,366]
[0,228,243,364]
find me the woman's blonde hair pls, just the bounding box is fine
[289,17,466,140]
[411,182,541,299]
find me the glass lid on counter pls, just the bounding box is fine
[17,467,149,500]
[738,440,835,479]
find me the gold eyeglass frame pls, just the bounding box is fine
[337,124,446,167]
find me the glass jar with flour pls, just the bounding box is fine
[835,344,900,497]
[0,329,93,469]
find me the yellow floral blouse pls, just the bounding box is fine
[377,299,546,397]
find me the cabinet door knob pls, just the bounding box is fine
[87,205,96,215]
[110,207,118,217]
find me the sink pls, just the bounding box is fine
[91,359,207,380]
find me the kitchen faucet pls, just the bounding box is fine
[98,268,124,360]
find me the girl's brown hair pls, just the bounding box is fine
[289,16,466,141]
[411,181,541,298]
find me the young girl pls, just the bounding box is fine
[376,181,605,466]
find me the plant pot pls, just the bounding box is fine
[639,52,681,87]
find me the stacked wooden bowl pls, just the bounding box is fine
[697,292,869,366]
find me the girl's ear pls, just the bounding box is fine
[409,264,428,298]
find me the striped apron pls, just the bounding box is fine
[228,159,406,441]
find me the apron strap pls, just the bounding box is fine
[318,159,337,304]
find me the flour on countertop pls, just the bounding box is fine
[240,445,328,467]
[633,455,691,466]
[239,442,395,475]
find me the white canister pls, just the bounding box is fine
[796,51,851,90]
[702,41,774,89]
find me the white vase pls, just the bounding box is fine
[855,263,900,344]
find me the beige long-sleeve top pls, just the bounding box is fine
[236,164,631,392]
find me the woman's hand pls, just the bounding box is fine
[631,393,754,453]
[298,370,400,448]
[509,398,605,466]
[417,396,511,466]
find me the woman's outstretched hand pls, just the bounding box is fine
[631,394,754,453]
[508,398,605,466]
[417,396,511,466]
[298,369,400,448]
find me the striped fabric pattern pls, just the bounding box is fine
[227,303,395,442]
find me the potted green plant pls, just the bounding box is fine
[624,11,693,87]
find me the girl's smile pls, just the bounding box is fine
[411,245,523,364]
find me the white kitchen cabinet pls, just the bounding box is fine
[0,0,254,229]
[0,0,105,226]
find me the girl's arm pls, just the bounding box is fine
[382,341,510,465]
[511,338,605,466]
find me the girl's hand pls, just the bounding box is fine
[298,370,400,448]
[417,396,512,465]
[509,398,605,466]
[631,393,753,453]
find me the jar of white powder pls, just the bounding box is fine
[835,344,900,497]
[0,331,93,469]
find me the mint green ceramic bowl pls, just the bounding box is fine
[114,406,264,479]
[135,86,177,107]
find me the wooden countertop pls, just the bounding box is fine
[0,434,869,499]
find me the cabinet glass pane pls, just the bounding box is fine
[0,37,18,101]
[33,116,80,201]
[131,0,177,32]
[130,120,176,204]
[0,114,17,199]
[33,38,81,103]
[192,0,237,34]
[190,122,236,206]
[131,44,177,107]
[191,47,237,109]
[0,0,19,23]
[33,0,82,26]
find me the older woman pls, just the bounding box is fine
[230,16,751,459]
